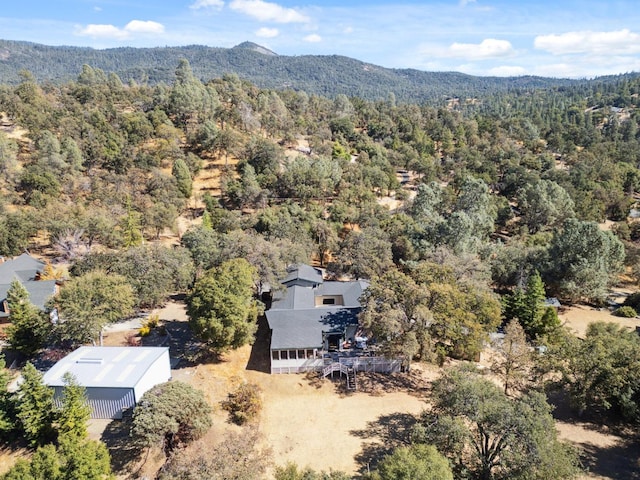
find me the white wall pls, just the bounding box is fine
[132,349,171,402]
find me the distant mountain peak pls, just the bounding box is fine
[233,41,277,56]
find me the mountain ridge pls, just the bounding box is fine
[0,39,636,103]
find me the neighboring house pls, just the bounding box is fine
[0,253,58,331]
[266,264,401,376]
[43,346,171,419]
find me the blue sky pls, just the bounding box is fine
[1,0,639,78]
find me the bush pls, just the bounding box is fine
[623,292,640,310]
[221,382,262,425]
[614,306,637,318]
[145,314,159,329]
[139,325,151,337]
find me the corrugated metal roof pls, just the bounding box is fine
[43,346,169,389]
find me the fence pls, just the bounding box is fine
[271,355,402,374]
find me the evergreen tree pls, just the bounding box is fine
[521,270,546,337]
[56,373,91,439]
[372,444,453,480]
[2,436,112,480]
[14,363,56,447]
[120,197,143,248]
[187,258,262,354]
[172,157,193,198]
[57,434,113,480]
[5,280,50,356]
[201,210,213,230]
[503,271,559,340]
[0,356,15,437]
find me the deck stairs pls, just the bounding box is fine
[323,362,357,391]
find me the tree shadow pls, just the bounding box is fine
[157,319,205,369]
[100,416,143,476]
[355,370,430,398]
[246,315,271,373]
[350,412,418,474]
[546,388,640,478]
[580,437,640,479]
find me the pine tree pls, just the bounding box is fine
[120,197,143,248]
[522,270,546,336]
[56,373,91,439]
[172,157,193,198]
[201,209,213,230]
[2,437,113,480]
[15,363,56,446]
[5,280,50,356]
[0,356,15,436]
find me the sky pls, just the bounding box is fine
[1,0,640,78]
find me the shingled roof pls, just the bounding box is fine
[0,253,57,318]
[266,264,368,350]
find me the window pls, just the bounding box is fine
[322,298,336,305]
[271,351,279,361]
[289,350,297,359]
[280,350,288,360]
[298,349,306,359]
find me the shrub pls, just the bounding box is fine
[614,306,637,318]
[145,314,159,329]
[139,325,151,337]
[221,382,262,425]
[623,292,640,310]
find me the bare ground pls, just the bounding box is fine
[96,299,640,479]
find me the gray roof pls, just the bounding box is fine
[267,265,368,350]
[271,280,369,311]
[0,253,44,279]
[282,264,323,287]
[43,346,170,389]
[267,307,360,350]
[0,253,57,317]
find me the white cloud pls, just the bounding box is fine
[303,34,322,43]
[190,0,225,9]
[124,20,165,34]
[459,0,476,6]
[230,0,310,23]
[93,6,102,12]
[449,38,514,59]
[489,65,526,76]
[534,29,640,55]
[76,24,129,39]
[256,27,279,38]
[343,26,354,34]
[76,20,165,39]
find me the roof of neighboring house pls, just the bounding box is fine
[0,253,57,317]
[43,346,170,389]
[544,297,562,308]
[267,264,369,350]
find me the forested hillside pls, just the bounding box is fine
[1,58,640,479]
[0,39,599,103]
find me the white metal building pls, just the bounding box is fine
[43,346,171,419]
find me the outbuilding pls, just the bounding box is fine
[42,346,171,419]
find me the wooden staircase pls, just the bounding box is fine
[346,367,356,390]
[323,362,357,391]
